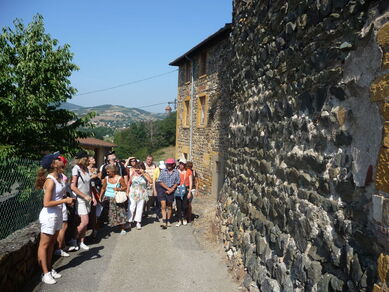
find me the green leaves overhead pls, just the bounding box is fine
[0,14,93,159]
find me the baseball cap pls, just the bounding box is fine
[41,152,61,169]
[158,161,166,169]
[165,158,175,164]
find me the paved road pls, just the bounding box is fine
[26,217,239,292]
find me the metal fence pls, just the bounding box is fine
[0,158,43,240]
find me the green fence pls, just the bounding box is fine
[0,158,43,239]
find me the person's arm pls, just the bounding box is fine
[71,175,92,201]
[43,179,74,207]
[141,170,152,184]
[100,178,107,201]
[167,183,178,194]
[114,176,127,192]
[187,173,193,199]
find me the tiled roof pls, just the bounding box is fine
[77,137,117,148]
[169,23,232,66]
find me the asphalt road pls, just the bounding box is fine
[25,216,239,292]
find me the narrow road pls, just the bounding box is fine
[25,217,239,292]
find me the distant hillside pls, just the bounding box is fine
[60,102,165,129]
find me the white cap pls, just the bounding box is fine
[158,161,166,169]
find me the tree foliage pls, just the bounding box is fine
[0,15,93,159]
[114,112,176,159]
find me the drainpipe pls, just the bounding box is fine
[185,55,195,160]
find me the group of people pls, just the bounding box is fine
[34,150,198,285]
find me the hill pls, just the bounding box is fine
[60,102,165,129]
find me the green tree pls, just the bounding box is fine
[0,15,93,159]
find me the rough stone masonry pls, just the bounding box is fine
[217,0,389,291]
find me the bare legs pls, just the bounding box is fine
[77,215,89,243]
[57,222,68,249]
[38,232,59,274]
[160,200,172,224]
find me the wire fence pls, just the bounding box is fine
[0,158,43,240]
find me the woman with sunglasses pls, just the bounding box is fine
[127,162,152,229]
[35,152,74,284]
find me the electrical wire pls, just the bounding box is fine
[75,69,178,96]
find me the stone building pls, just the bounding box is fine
[169,24,232,197]
[215,1,389,291]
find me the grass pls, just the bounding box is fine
[151,145,176,162]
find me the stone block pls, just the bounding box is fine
[372,195,383,223]
[377,22,389,49]
[377,253,389,284]
[370,74,389,102]
[383,198,389,225]
[375,147,389,193]
[379,102,389,121]
[383,52,389,70]
[383,122,389,148]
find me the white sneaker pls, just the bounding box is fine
[54,249,70,257]
[67,239,79,251]
[167,221,171,227]
[176,222,182,227]
[120,229,127,235]
[67,245,79,251]
[79,242,90,250]
[51,269,62,279]
[183,219,188,225]
[42,272,56,284]
[136,223,142,230]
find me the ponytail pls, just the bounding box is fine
[35,167,48,190]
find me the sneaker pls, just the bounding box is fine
[42,272,56,285]
[167,221,171,227]
[51,269,62,279]
[54,249,70,257]
[176,221,182,227]
[120,229,127,235]
[136,223,142,230]
[79,242,90,251]
[183,219,188,226]
[67,239,79,251]
[67,245,79,251]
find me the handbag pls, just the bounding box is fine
[174,170,188,198]
[174,184,187,198]
[113,177,127,203]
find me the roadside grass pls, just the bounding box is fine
[151,145,175,162]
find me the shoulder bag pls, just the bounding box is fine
[114,177,127,203]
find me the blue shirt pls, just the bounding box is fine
[157,169,180,188]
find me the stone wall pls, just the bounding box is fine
[0,221,40,291]
[218,0,389,291]
[175,36,231,197]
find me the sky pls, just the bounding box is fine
[0,0,232,112]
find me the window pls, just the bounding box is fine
[197,95,207,127]
[183,97,190,127]
[184,62,191,83]
[199,51,207,76]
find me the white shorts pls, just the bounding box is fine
[77,197,91,215]
[62,204,68,222]
[39,212,63,235]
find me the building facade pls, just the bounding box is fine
[170,24,231,197]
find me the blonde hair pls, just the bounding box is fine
[106,164,118,174]
[75,157,88,166]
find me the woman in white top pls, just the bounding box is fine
[70,151,96,250]
[35,152,74,285]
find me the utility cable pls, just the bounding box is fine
[75,69,178,96]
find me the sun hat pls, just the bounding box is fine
[41,151,61,169]
[128,156,136,162]
[158,161,166,169]
[165,158,175,164]
[75,151,88,159]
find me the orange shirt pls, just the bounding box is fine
[179,169,192,187]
